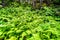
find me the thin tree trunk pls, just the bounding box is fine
[39,0,43,8]
[2,0,5,7]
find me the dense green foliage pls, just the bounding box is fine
[0,4,60,40]
[0,0,60,40]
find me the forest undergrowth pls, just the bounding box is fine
[0,4,60,40]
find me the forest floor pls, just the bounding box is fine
[0,5,60,40]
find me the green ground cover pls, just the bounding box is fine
[0,5,60,40]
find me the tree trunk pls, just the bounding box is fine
[2,0,6,7]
